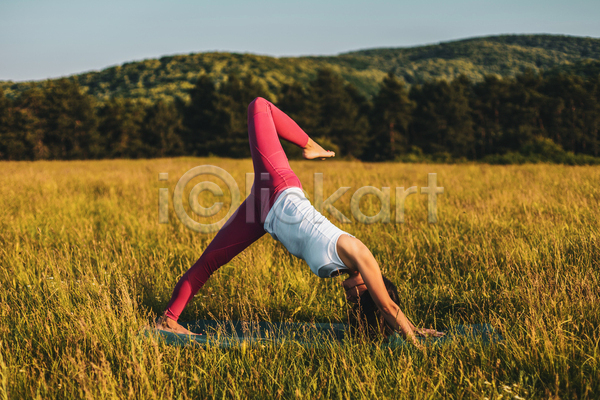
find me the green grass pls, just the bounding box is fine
[1,158,599,398]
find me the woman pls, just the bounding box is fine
[156,97,443,343]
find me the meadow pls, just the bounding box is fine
[1,158,599,399]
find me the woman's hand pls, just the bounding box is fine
[405,332,425,350]
[414,327,445,338]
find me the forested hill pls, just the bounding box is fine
[334,35,600,82]
[1,34,599,102]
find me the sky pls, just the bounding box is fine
[1,0,599,82]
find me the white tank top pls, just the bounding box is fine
[264,187,350,278]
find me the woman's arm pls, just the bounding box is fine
[337,235,420,344]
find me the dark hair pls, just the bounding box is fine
[347,275,400,339]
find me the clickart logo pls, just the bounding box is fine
[158,165,444,233]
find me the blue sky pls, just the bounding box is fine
[1,0,599,81]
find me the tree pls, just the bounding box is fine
[97,98,146,158]
[278,81,318,133]
[0,88,15,159]
[181,73,267,157]
[309,69,370,158]
[366,72,413,161]
[583,76,600,156]
[215,73,267,157]
[141,100,184,157]
[276,82,316,159]
[471,75,512,158]
[502,70,546,152]
[7,87,47,160]
[7,80,100,160]
[181,75,224,156]
[539,73,599,154]
[409,76,475,158]
[12,79,100,160]
[41,79,100,159]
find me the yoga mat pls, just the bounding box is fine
[141,320,502,349]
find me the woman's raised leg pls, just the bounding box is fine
[247,97,335,215]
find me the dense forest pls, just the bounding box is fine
[1,34,599,163]
[1,66,599,164]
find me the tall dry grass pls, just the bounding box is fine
[1,158,598,398]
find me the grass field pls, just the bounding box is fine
[1,158,599,399]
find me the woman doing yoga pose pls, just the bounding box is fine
[156,97,443,343]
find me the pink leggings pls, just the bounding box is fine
[164,97,309,321]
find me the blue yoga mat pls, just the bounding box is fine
[141,320,502,348]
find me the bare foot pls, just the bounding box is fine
[302,138,335,160]
[155,315,200,336]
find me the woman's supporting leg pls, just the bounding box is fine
[164,198,265,321]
